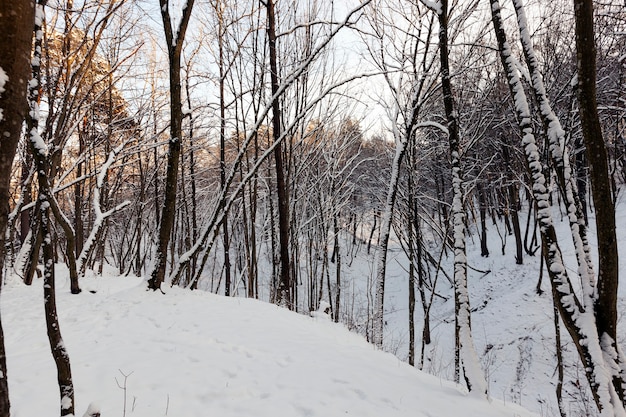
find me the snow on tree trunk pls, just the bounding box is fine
[490,0,625,414]
[76,143,130,278]
[28,2,76,414]
[512,0,595,291]
[373,138,407,348]
[0,0,36,415]
[437,0,488,397]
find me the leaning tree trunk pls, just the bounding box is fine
[490,0,625,413]
[372,139,407,348]
[512,0,594,289]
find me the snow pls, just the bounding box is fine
[0,67,7,94]
[61,395,73,410]
[415,121,448,135]
[30,126,48,157]
[2,272,537,417]
[419,0,442,15]
[0,66,7,121]
[82,402,100,417]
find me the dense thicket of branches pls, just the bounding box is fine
[1,0,625,415]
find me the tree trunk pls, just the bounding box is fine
[217,1,232,296]
[573,0,623,405]
[491,0,625,412]
[477,181,489,257]
[408,191,416,367]
[41,195,75,416]
[147,0,195,291]
[20,152,32,245]
[28,2,75,411]
[265,0,292,309]
[509,183,523,264]
[372,140,406,347]
[74,127,85,256]
[438,0,488,396]
[0,1,35,414]
[333,213,341,323]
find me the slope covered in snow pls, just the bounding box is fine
[377,197,626,417]
[1,273,536,417]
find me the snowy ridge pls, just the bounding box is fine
[2,274,536,417]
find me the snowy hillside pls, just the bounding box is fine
[1,274,536,417]
[377,197,626,417]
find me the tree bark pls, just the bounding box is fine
[217,0,232,296]
[265,0,292,308]
[147,0,195,291]
[438,0,488,397]
[491,0,625,412]
[27,2,76,413]
[0,0,36,414]
[573,0,623,405]
[477,181,489,257]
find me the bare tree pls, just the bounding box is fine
[27,0,75,413]
[263,0,293,308]
[0,2,36,415]
[490,0,625,413]
[365,0,440,349]
[147,0,196,291]
[431,0,487,396]
[573,0,624,409]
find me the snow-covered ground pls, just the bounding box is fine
[378,195,626,417]
[1,272,536,417]
[3,194,625,416]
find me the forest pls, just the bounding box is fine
[0,0,625,416]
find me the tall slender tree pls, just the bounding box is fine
[265,0,292,308]
[368,0,439,348]
[28,1,76,413]
[573,0,623,406]
[215,0,232,296]
[147,0,196,291]
[434,0,487,397]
